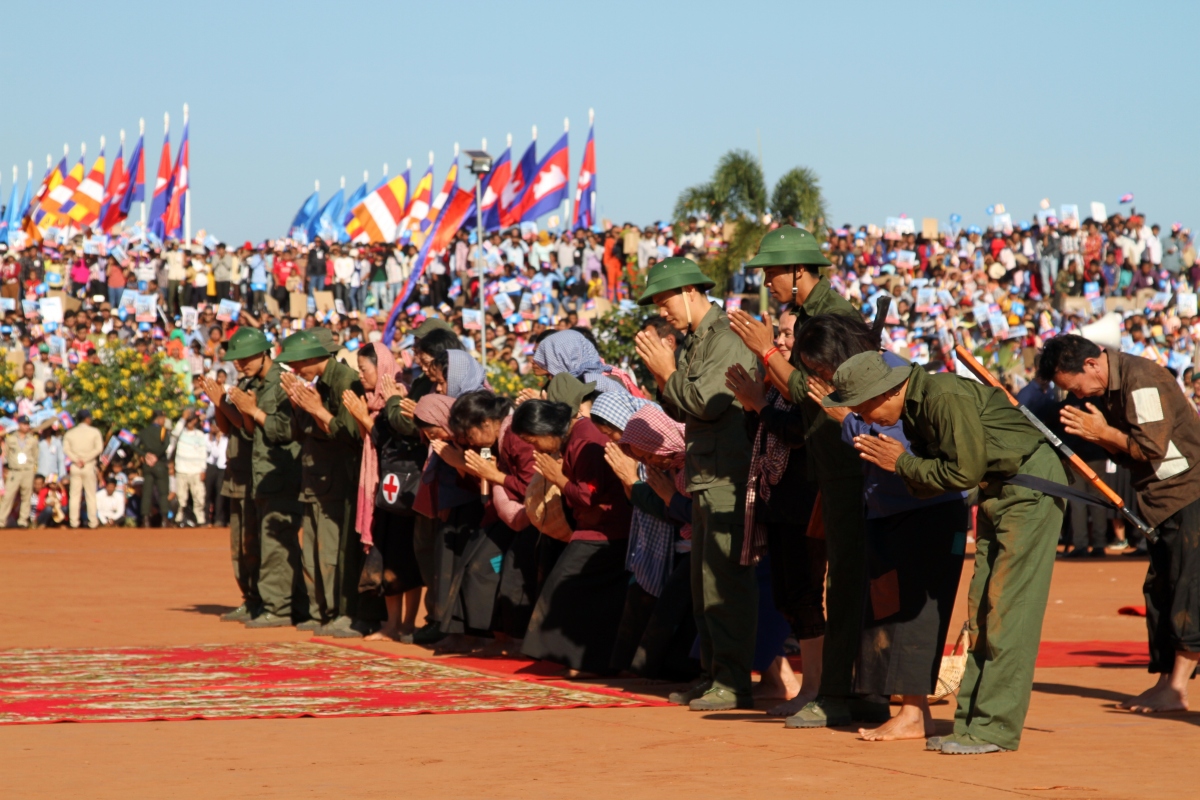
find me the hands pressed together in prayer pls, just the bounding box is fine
[853,433,906,472]
[281,371,333,431]
[533,451,568,490]
[634,330,676,389]
[603,442,639,489]
[724,363,767,412]
[1060,403,1119,448]
[644,466,676,503]
[342,390,373,434]
[805,375,850,423]
[727,309,775,358]
[463,449,506,485]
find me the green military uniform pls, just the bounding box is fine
[222,372,263,612]
[135,421,171,527]
[640,258,759,705]
[253,361,306,619]
[277,330,371,625]
[747,227,870,721]
[1,429,38,527]
[825,354,1066,753]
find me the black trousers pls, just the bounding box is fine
[140,465,170,526]
[854,499,968,696]
[1145,496,1200,673]
[205,465,227,526]
[611,552,699,681]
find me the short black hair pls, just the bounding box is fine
[642,315,684,346]
[793,313,877,372]
[1038,334,1101,381]
[511,400,573,438]
[414,328,464,373]
[448,391,512,437]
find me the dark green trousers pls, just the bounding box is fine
[227,496,261,609]
[255,494,304,618]
[691,483,757,698]
[954,444,1065,751]
[301,496,383,623]
[140,466,170,526]
[817,474,866,698]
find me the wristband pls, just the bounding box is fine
[761,347,780,364]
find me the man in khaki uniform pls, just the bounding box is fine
[277,329,377,638]
[636,257,759,711]
[1,416,38,527]
[63,409,104,528]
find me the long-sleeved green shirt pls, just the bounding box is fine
[660,304,756,491]
[786,277,864,483]
[894,364,1045,498]
[252,362,302,498]
[294,358,365,503]
[222,373,263,498]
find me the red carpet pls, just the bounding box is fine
[0,642,664,725]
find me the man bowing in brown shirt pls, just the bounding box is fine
[1041,334,1200,713]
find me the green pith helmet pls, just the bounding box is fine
[311,326,341,354]
[745,225,832,269]
[545,373,597,415]
[275,330,330,363]
[223,327,270,360]
[413,317,454,339]
[637,257,716,306]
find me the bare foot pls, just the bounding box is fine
[364,629,402,642]
[858,712,932,741]
[1127,686,1190,713]
[767,691,817,717]
[1119,674,1170,710]
[564,668,600,679]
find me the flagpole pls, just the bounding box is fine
[183,103,191,245]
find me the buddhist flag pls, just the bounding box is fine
[403,164,434,244]
[345,173,409,243]
[42,154,84,227]
[67,147,107,227]
[31,157,64,229]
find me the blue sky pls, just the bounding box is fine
[2,1,1196,242]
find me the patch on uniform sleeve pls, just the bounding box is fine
[1131,387,1164,424]
[1154,441,1189,481]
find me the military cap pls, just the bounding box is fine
[822,351,910,408]
[745,225,832,269]
[637,257,715,306]
[224,327,270,360]
[275,330,330,363]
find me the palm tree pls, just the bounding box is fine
[674,151,826,295]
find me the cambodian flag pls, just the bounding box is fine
[482,146,512,232]
[573,122,596,230]
[499,139,536,229]
[98,143,125,232]
[148,131,173,239]
[518,132,569,224]
[163,120,189,240]
[116,130,145,223]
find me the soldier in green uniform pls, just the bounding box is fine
[1,416,38,527]
[635,256,759,711]
[727,226,883,727]
[197,328,263,622]
[276,329,377,637]
[222,328,306,628]
[134,410,172,528]
[818,350,1066,755]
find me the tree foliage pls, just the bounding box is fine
[674,151,826,296]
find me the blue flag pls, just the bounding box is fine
[289,191,320,240]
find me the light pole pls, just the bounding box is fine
[464,147,493,369]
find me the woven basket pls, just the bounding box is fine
[930,622,970,701]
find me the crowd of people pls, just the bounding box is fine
[1,208,1197,757]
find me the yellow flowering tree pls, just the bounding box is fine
[486,362,541,399]
[0,355,19,404]
[61,347,188,435]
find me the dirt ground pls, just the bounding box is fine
[0,527,1193,800]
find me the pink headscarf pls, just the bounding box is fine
[620,405,691,538]
[355,344,401,547]
[412,394,457,519]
